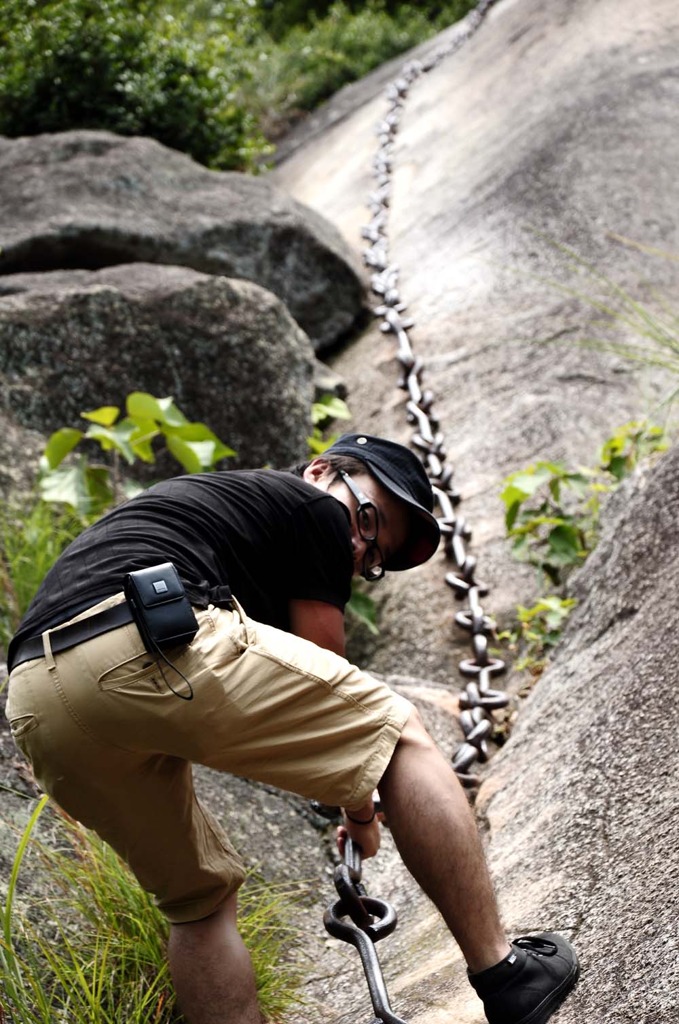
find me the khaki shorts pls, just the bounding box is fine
[5,595,412,923]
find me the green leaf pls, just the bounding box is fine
[165,422,236,467]
[346,588,379,635]
[510,534,531,560]
[85,466,115,518]
[605,454,628,481]
[504,498,521,531]
[542,562,562,587]
[511,514,570,534]
[501,464,553,506]
[126,392,188,428]
[546,523,583,561]
[41,428,84,470]
[84,422,137,464]
[80,405,120,427]
[501,475,538,505]
[165,436,213,473]
[122,480,146,501]
[311,395,351,425]
[127,418,160,463]
[307,430,338,455]
[39,463,100,518]
[541,597,577,629]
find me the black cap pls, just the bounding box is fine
[322,433,440,571]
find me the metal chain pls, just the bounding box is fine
[363,0,508,789]
[324,838,407,1024]
[319,8,505,1023]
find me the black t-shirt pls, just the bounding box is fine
[10,470,354,656]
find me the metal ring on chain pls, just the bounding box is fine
[361,0,507,789]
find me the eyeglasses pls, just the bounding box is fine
[338,470,385,582]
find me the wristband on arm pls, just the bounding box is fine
[344,808,377,825]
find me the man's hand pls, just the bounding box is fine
[337,802,381,859]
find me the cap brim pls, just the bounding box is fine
[367,464,441,570]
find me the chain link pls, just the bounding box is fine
[362,0,507,789]
[320,8,504,1021]
[324,838,407,1024]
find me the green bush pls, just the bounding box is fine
[0,0,270,170]
[38,391,236,523]
[501,420,668,588]
[0,0,478,163]
[258,0,476,42]
[245,0,478,132]
[258,2,443,115]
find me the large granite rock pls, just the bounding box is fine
[0,411,44,499]
[476,444,679,1024]
[272,0,679,680]
[0,131,366,353]
[0,263,316,471]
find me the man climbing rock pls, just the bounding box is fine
[6,433,578,1024]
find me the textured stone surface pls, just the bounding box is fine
[0,263,316,471]
[0,131,366,352]
[0,411,44,499]
[272,0,679,680]
[476,445,679,1024]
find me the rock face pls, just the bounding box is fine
[478,445,679,1024]
[0,131,366,353]
[0,411,44,499]
[0,264,316,470]
[272,0,679,679]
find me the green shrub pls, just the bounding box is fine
[38,391,236,523]
[499,595,577,679]
[499,421,668,681]
[0,391,235,662]
[0,0,478,163]
[501,420,668,588]
[258,2,436,114]
[258,0,476,42]
[0,0,270,170]
[250,0,477,128]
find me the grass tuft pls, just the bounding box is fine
[0,499,82,663]
[0,800,305,1023]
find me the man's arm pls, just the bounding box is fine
[288,597,381,857]
[288,598,346,656]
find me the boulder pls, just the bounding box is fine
[0,411,44,499]
[0,263,316,471]
[476,444,679,1024]
[0,131,367,352]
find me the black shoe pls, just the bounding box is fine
[469,933,579,1024]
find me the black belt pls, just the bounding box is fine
[8,602,135,674]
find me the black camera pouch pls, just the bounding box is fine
[123,563,198,654]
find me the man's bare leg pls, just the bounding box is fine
[168,894,262,1024]
[378,708,511,973]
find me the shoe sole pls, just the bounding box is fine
[515,956,580,1024]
